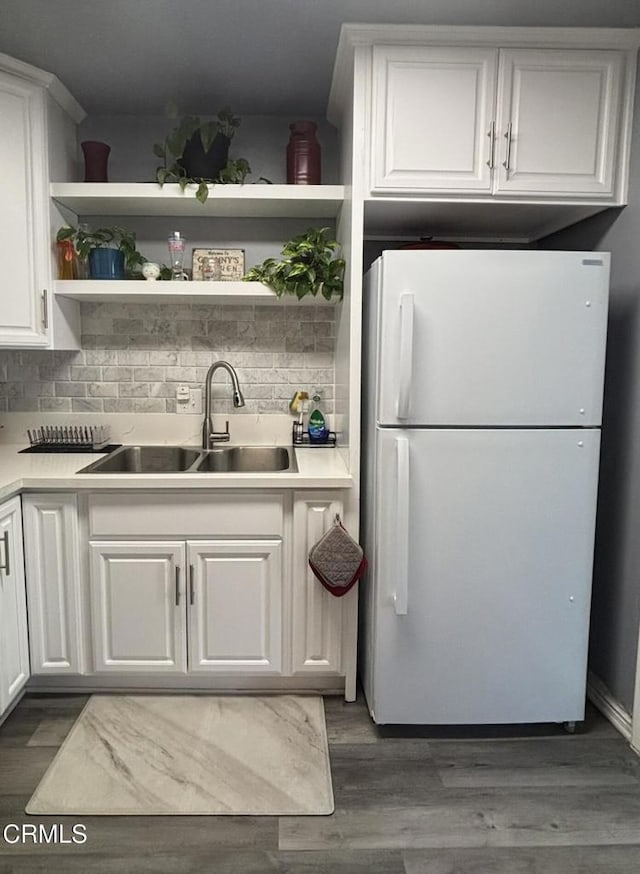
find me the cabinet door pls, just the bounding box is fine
[495,49,623,197]
[187,540,282,673]
[371,45,497,193]
[0,72,49,347]
[90,541,187,673]
[22,494,84,674]
[291,494,344,675]
[0,497,29,715]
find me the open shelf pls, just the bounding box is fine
[54,280,337,306]
[51,183,345,218]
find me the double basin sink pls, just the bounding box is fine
[78,445,296,475]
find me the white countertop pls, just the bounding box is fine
[0,444,353,503]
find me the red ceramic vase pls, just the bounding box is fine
[81,140,111,182]
[286,121,321,185]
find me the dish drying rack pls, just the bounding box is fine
[23,424,115,452]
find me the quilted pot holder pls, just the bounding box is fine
[308,514,367,597]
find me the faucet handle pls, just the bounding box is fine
[210,420,231,443]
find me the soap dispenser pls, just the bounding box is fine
[308,393,329,444]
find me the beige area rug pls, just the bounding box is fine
[26,695,334,816]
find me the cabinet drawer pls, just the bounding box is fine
[89,492,284,537]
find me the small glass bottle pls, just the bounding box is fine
[168,231,186,280]
[286,121,321,185]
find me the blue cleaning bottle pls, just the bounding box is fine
[308,393,329,444]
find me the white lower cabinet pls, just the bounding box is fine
[22,494,84,674]
[291,493,344,675]
[90,541,187,673]
[188,540,282,673]
[89,538,283,675]
[0,497,29,717]
[20,489,353,691]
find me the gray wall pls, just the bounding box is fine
[544,70,640,712]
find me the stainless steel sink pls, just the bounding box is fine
[77,444,297,474]
[78,445,202,474]
[195,446,296,473]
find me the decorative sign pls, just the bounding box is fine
[192,248,245,281]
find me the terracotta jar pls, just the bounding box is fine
[286,121,321,185]
[56,239,77,279]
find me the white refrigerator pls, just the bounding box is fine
[361,250,609,725]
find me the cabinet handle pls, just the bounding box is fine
[41,289,48,330]
[502,122,513,172]
[0,531,10,577]
[486,121,496,170]
[175,566,181,606]
[189,564,195,605]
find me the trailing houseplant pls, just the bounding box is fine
[153,103,251,203]
[57,225,146,279]
[243,227,345,301]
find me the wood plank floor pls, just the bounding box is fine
[1,692,640,872]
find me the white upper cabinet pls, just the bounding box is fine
[0,72,49,347]
[371,46,497,193]
[495,49,623,197]
[0,53,83,349]
[370,44,627,200]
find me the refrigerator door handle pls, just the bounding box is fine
[394,436,410,615]
[397,292,415,419]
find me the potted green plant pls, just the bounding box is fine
[243,227,345,301]
[57,225,146,280]
[153,103,251,203]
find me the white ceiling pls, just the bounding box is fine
[1,0,639,117]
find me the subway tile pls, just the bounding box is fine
[149,351,179,365]
[119,383,150,398]
[113,319,144,333]
[55,383,85,397]
[8,397,36,412]
[165,367,197,382]
[88,382,119,398]
[150,382,176,398]
[117,350,150,365]
[24,381,53,397]
[104,399,134,413]
[72,398,104,412]
[85,350,118,365]
[133,366,166,382]
[70,366,101,381]
[103,366,133,382]
[39,398,72,412]
[133,398,166,413]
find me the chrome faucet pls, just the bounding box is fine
[201,360,245,449]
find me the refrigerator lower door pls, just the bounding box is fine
[369,427,601,725]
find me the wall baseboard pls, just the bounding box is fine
[587,670,632,740]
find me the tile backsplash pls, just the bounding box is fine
[0,302,335,415]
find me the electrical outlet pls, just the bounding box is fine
[187,387,202,415]
[176,386,202,415]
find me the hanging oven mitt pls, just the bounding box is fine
[308,514,367,597]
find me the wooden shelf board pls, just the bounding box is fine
[51,183,345,218]
[54,280,336,305]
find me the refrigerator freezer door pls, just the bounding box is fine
[375,250,609,427]
[369,426,600,724]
